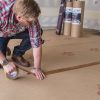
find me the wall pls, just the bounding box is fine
[36,0,60,27]
[84,0,100,30]
[36,0,100,30]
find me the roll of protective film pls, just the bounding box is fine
[64,1,73,36]
[56,0,66,35]
[71,0,85,38]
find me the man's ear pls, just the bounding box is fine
[16,15,22,21]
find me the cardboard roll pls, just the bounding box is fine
[6,68,19,80]
[71,0,85,38]
[64,1,73,36]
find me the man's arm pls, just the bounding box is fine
[28,20,45,80]
[31,45,45,80]
[0,51,16,74]
[0,51,6,62]
[33,46,42,69]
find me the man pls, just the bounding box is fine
[0,0,45,80]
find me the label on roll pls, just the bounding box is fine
[10,71,17,78]
[65,7,73,23]
[72,8,81,25]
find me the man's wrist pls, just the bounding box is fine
[33,67,41,70]
[0,58,9,66]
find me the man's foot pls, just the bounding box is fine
[0,64,2,69]
[12,55,30,67]
[6,47,11,56]
[41,39,45,44]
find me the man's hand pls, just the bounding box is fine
[31,68,45,80]
[3,62,16,74]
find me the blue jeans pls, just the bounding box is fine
[0,29,31,56]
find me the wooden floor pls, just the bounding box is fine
[0,29,100,100]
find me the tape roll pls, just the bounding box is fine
[6,68,19,80]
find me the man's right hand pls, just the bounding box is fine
[3,62,16,74]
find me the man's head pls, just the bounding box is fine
[13,0,41,26]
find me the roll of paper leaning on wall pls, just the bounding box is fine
[71,1,85,38]
[64,1,73,36]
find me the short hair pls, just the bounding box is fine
[13,0,41,18]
